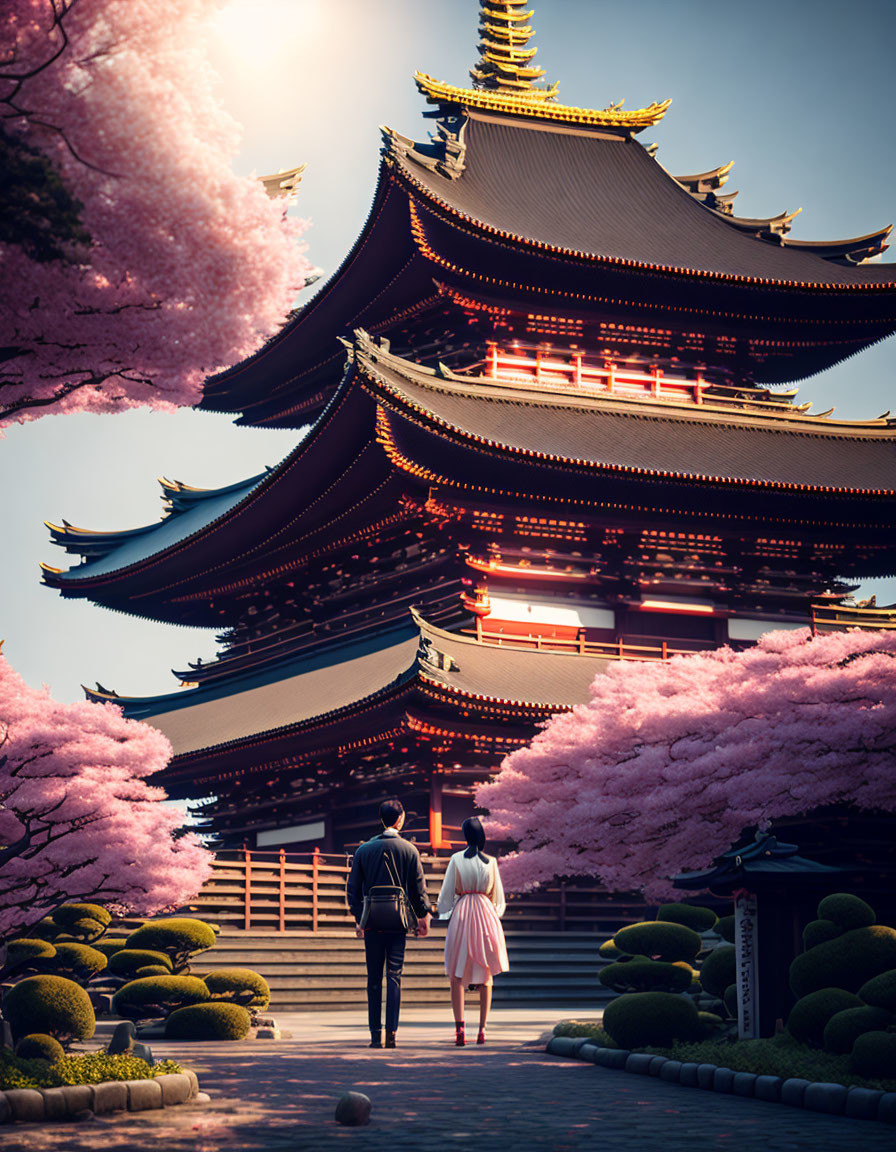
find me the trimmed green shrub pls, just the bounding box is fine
[598,939,626,960]
[136,965,171,978]
[204,968,271,1009]
[108,949,173,978]
[656,904,718,933]
[823,1006,894,1054]
[164,1002,252,1041]
[787,988,863,1047]
[715,916,736,943]
[3,975,96,1044]
[789,926,896,998]
[24,920,61,943]
[52,904,112,940]
[613,921,701,964]
[802,919,842,950]
[599,959,692,995]
[112,975,209,1021]
[723,983,737,1017]
[699,945,736,998]
[46,943,107,983]
[126,918,217,972]
[15,1034,65,1063]
[818,893,875,931]
[697,1011,727,1038]
[91,937,129,959]
[858,970,896,1012]
[603,992,701,1049]
[7,938,56,965]
[851,1030,896,1079]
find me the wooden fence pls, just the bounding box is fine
[182,850,647,934]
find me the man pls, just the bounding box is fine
[346,799,433,1048]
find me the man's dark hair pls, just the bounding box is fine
[379,799,404,828]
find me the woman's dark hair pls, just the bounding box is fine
[379,798,404,828]
[462,817,489,863]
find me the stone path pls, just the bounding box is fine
[9,1008,895,1151]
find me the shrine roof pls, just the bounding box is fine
[126,626,420,757]
[116,612,610,760]
[355,336,896,495]
[391,110,896,290]
[44,471,268,580]
[415,613,608,709]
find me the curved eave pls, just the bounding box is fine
[397,160,896,294]
[355,336,896,499]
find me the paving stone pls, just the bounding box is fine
[803,1081,847,1115]
[647,1055,667,1076]
[624,1052,654,1075]
[593,1047,629,1069]
[876,1092,896,1124]
[712,1066,736,1093]
[732,1072,756,1097]
[91,1080,129,1115]
[659,1059,682,1082]
[546,1036,580,1057]
[126,1078,163,1111]
[5,1088,46,1122]
[780,1078,811,1108]
[61,1084,95,1115]
[157,1073,193,1106]
[845,1087,884,1119]
[754,1075,783,1102]
[679,1062,700,1087]
[696,1062,717,1089]
[40,1087,69,1120]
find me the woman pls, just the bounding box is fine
[436,816,509,1046]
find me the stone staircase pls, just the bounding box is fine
[198,927,612,1011]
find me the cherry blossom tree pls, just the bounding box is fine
[0,650,213,941]
[478,629,896,901]
[0,0,312,427]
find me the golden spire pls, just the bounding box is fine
[415,0,670,132]
[470,2,552,97]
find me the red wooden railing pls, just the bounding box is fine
[183,850,647,935]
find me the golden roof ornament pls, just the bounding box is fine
[415,0,670,131]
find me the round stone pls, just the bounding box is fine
[335,1091,372,1127]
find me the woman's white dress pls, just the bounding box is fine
[437,851,509,985]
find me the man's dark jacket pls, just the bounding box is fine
[346,830,432,924]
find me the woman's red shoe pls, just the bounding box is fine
[455,1023,465,1047]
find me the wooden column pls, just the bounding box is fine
[429,775,445,854]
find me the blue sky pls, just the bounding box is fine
[2,0,894,702]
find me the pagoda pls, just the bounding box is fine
[43,1,896,858]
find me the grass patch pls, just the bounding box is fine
[643,1032,896,1093]
[552,1019,617,1047]
[0,1050,182,1091]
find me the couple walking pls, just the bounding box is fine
[346,798,508,1048]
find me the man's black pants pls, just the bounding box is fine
[364,930,406,1034]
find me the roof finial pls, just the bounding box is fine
[470,1,553,98]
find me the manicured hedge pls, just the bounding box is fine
[108,949,173,978]
[165,1002,252,1041]
[599,959,692,995]
[699,945,736,999]
[786,987,863,1047]
[204,968,271,1009]
[817,893,875,931]
[3,975,96,1044]
[126,919,217,971]
[112,975,209,1021]
[656,904,718,933]
[603,991,701,1049]
[822,1005,893,1054]
[858,969,896,1012]
[613,921,701,964]
[789,926,896,998]
[15,1034,65,1063]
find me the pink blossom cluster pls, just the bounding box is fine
[0,651,212,940]
[1,0,312,426]
[478,629,896,901]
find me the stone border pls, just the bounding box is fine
[545,1036,896,1125]
[0,1070,200,1124]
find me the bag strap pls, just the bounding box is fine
[382,849,402,890]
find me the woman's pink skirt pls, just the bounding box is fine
[444,893,509,985]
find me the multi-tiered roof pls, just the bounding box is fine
[43,1,895,852]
